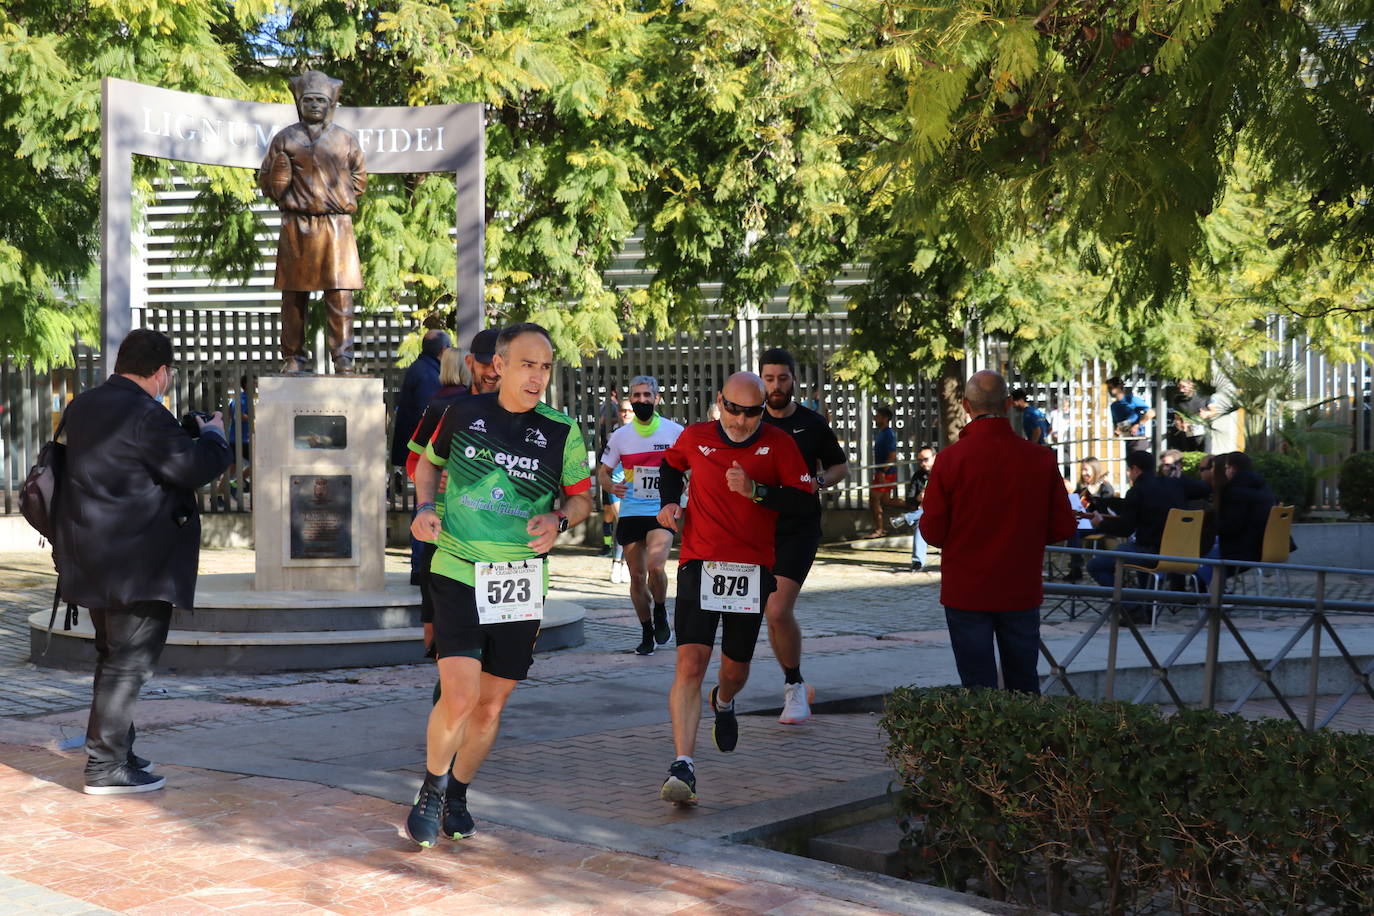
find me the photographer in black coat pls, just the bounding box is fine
[52,329,231,795]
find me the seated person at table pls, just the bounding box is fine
[1086,451,1209,594]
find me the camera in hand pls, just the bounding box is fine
[181,410,214,438]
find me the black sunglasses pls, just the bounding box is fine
[720,397,765,417]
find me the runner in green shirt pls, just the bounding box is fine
[404,323,593,847]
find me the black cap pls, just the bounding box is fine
[470,328,499,364]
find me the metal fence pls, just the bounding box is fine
[1040,546,1374,731]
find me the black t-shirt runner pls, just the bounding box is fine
[762,403,847,537]
[422,392,591,587]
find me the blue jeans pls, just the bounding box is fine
[907,509,928,567]
[944,606,1041,694]
[1087,539,1141,588]
[1196,541,1220,588]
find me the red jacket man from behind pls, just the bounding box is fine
[919,371,1076,692]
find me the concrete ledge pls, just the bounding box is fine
[1293,522,1374,570]
[1047,649,1374,705]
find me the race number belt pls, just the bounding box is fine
[631,465,661,500]
[474,560,544,624]
[700,561,761,614]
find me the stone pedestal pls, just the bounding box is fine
[253,376,385,591]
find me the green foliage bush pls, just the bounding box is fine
[1339,452,1374,519]
[1249,450,1312,513]
[881,687,1374,914]
[1178,451,1208,479]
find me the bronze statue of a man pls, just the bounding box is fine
[259,70,367,374]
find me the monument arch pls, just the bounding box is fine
[100,77,484,376]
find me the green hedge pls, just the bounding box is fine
[1340,452,1374,519]
[882,687,1374,914]
[1249,450,1313,514]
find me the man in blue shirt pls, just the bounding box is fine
[1012,389,1051,445]
[1107,377,1154,458]
[869,405,902,537]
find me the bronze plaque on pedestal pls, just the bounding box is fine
[289,474,353,559]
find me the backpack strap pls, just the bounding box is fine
[41,587,80,656]
[42,583,60,654]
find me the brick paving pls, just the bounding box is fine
[468,713,889,828]
[0,743,896,916]
[3,539,1373,914]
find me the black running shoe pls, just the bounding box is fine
[659,760,697,805]
[635,632,655,656]
[653,614,671,645]
[710,685,738,753]
[443,791,476,839]
[405,782,445,848]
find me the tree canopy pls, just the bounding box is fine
[2,0,1371,380]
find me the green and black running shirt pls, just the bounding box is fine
[422,392,592,586]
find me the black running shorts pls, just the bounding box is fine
[772,532,821,585]
[615,514,672,546]
[674,559,776,663]
[429,572,541,680]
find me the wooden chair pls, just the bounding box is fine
[1121,508,1204,630]
[1235,505,1295,602]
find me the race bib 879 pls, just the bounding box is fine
[699,561,761,614]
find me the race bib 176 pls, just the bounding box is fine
[631,465,661,500]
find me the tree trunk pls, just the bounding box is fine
[937,355,965,446]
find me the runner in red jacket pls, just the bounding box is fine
[655,372,814,806]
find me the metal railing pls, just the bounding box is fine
[1038,546,1374,731]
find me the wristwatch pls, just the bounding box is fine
[750,483,769,504]
[555,510,569,533]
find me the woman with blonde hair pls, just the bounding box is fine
[1076,457,1115,512]
[438,347,471,389]
[1068,457,1115,582]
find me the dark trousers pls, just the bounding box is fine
[944,606,1041,694]
[85,601,172,777]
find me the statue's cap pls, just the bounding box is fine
[290,70,342,104]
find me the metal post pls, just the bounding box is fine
[1202,558,1224,709]
[1307,571,1325,731]
[1105,557,1124,700]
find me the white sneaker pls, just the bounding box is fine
[779,682,813,724]
[608,560,620,583]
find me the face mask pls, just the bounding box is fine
[632,401,655,422]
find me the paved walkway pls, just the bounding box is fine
[1,542,1371,915]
